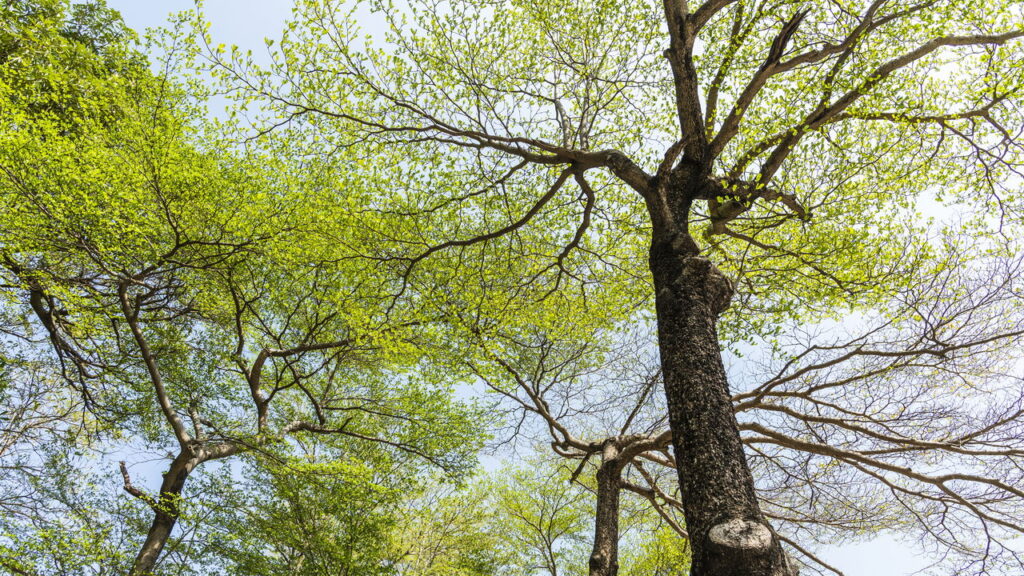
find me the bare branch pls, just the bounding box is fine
[117,281,191,447]
[119,461,157,509]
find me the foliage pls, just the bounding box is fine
[0,1,482,573]
[4,1,1024,575]
[181,450,405,576]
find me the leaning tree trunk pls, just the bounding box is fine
[129,450,199,576]
[589,442,622,576]
[648,215,795,576]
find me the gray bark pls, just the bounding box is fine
[646,178,795,576]
[589,442,622,576]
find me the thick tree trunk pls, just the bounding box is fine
[589,442,622,576]
[129,450,198,576]
[649,226,795,576]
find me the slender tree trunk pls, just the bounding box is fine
[129,450,198,576]
[647,202,795,576]
[589,442,622,576]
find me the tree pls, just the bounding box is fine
[464,324,687,576]
[204,1,1024,574]
[185,446,409,576]
[463,241,1024,575]
[387,475,517,576]
[0,2,483,574]
[488,462,592,576]
[386,458,687,576]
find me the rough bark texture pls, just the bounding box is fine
[589,442,622,576]
[129,450,198,576]
[647,179,795,576]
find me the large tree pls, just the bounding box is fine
[204,1,1024,574]
[0,2,482,574]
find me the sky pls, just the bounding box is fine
[101,2,935,575]
[111,0,295,49]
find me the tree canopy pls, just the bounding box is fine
[2,1,1024,575]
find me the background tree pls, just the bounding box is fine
[387,458,688,576]
[201,0,1024,574]
[489,462,592,576]
[388,478,514,576]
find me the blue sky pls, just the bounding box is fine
[112,0,294,50]
[101,2,933,575]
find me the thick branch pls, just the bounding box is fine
[709,9,808,158]
[690,0,738,35]
[663,0,709,159]
[246,338,354,432]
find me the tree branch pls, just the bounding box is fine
[118,282,191,447]
[757,29,1024,183]
[690,0,738,35]
[119,461,157,509]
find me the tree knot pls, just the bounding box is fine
[708,518,773,551]
[678,256,734,315]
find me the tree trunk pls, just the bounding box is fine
[648,225,795,576]
[129,450,198,576]
[589,442,622,576]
